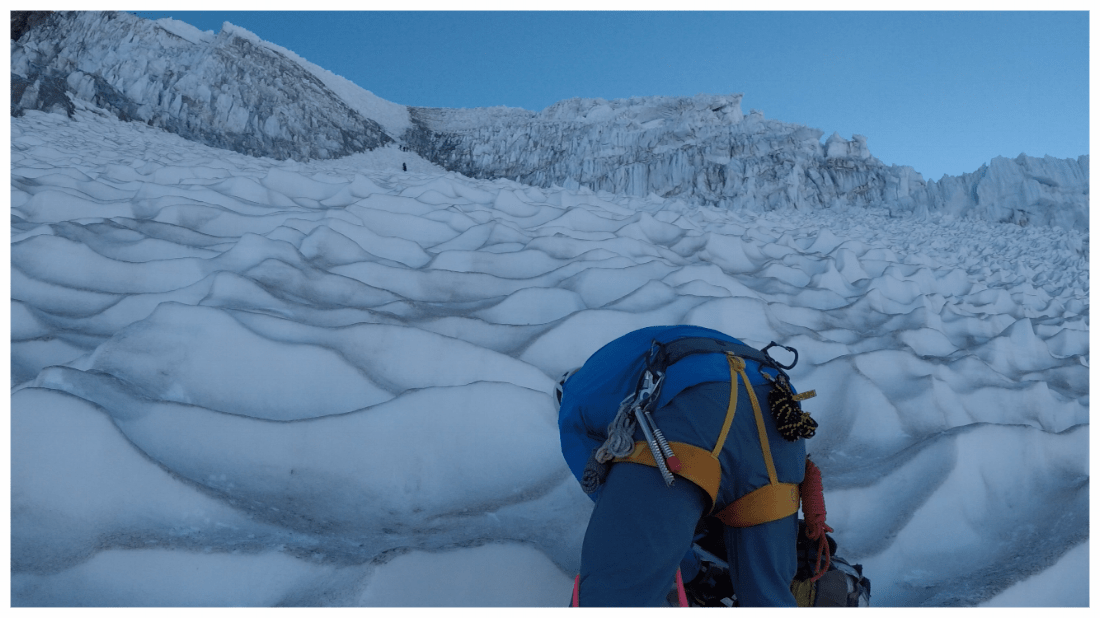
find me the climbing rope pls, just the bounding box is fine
[801,458,833,582]
[595,394,640,464]
[767,375,818,441]
[580,393,641,494]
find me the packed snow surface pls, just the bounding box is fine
[10,108,1089,607]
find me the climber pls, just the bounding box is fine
[558,325,819,606]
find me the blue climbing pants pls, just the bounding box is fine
[576,380,802,606]
[578,462,707,607]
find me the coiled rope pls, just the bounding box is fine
[767,376,818,441]
[580,394,639,494]
[801,458,833,582]
[595,394,640,463]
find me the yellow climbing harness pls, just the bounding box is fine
[615,352,804,527]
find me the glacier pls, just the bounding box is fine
[11,11,1089,232]
[11,11,394,160]
[8,10,1090,608]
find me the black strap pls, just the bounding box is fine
[629,336,797,422]
[649,337,791,377]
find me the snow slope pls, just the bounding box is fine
[10,106,1088,606]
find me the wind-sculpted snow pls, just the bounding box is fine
[11,11,394,160]
[10,108,1089,606]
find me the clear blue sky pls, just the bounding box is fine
[131,10,1089,181]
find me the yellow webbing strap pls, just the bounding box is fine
[712,354,741,456]
[716,351,801,528]
[715,481,801,528]
[735,355,779,485]
[615,441,722,506]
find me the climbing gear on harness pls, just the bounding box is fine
[580,448,611,495]
[636,404,676,486]
[592,391,642,467]
[767,374,819,441]
[588,337,811,497]
[590,358,681,489]
[645,409,681,474]
[632,368,681,485]
[760,341,799,369]
[608,338,815,525]
[614,351,745,506]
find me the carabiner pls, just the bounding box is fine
[761,341,798,370]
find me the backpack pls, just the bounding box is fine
[790,519,872,607]
[683,517,872,607]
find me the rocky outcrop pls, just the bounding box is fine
[11,11,392,160]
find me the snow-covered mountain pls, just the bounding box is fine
[12,11,396,160]
[11,11,1089,232]
[408,98,1089,230]
[9,10,1089,608]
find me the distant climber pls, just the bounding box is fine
[402,162,407,172]
[558,325,821,606]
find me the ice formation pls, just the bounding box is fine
[10,106,1088,606]
[8,10,1090,608]
[11,11,393,160]
[11,11,1089,231]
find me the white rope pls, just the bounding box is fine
[594,395,639,463]
[581,396,639,494]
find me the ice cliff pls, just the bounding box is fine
[406,98,924,212]
[11,11,394,161]
[405,99,1088,231]
[11,11,1088,231]
[923,154,1089,231]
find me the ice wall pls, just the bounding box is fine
[924,154,1089,231]
[11,11,393,161]
[406,99,1089,232]
[405,96,925,214]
